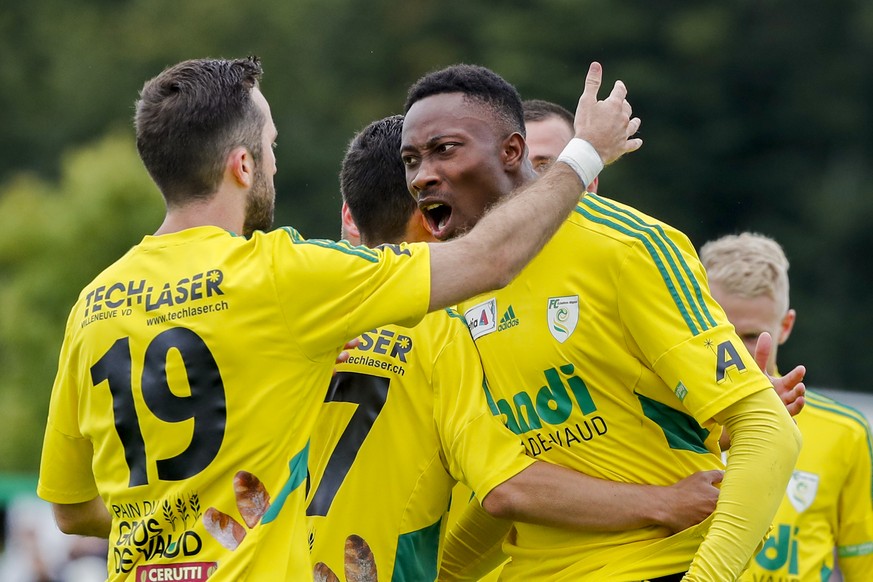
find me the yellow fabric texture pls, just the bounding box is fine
[38,226,430,581]
[306,310,534,581]
[441,485,509,581]
[738,390,873,582]
[684,388,801,580]
[453,195,783,580]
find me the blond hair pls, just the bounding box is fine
[699,232,790,315]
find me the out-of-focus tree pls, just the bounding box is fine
[0,132,163,471]
[0,0,872,473]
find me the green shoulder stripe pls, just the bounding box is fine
[805,391,873,503]
[280,226,304,242]
[444,307,466,321]
[575,196,711,336]
[281,228,379,262]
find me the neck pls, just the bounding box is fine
[155,195,245,236]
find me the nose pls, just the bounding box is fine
[409,159,440,197]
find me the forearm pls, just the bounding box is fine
[483,460,683,532]
[685,389,801,580]
[440,497,512,581]
[52,497,111,538]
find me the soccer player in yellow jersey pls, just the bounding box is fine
[306,115,721,582]
[36,57,643,581]
[398,64,805,581]
[701,232,873,582]
[523,99,596,194]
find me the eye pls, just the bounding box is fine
[401,155,419,168]
[436,143,457,154]
[534,158,555,173]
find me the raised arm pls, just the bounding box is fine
[687,389,802,579]
[427,62,642,312]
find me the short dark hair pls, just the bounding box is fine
[135,56,265,206]
[340,115,414,246]
[523,98,574,128]
[404,64,525,138]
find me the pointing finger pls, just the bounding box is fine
[579,62,603,107]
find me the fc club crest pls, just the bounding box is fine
[547,296,579,343]
[787,470,819,513]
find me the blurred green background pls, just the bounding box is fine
[2,0,872,473]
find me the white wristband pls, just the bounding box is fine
[556,138,604,189]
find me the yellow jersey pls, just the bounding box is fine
[739,390,873,582]
[306,309,534,581]
[38,226,430,581]
[458,194,774,580]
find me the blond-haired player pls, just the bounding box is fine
[702,232,873,581]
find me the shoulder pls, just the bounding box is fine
[265,227,383,262]
[568,194,696,259]
[419,308,475,344]
[803,390,873,440]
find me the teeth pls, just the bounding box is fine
[425,203,442,211]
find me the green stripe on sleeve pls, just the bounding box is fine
[281,229,380,262]
[805,392,873,503]
[575,202,700,335]
[583,195,715,332]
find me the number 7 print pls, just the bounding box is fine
[306,372,390,517]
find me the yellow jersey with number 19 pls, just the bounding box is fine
[37,226,430,581]
[458,194,775,580]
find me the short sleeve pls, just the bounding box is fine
[271,230,431,360]
[37,314,100,503]
[433,314,534,499]
[617,234,773,422]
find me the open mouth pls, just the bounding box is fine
[422,202,453,238]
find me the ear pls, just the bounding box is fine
[501,132,527,171]
[228,147,254,188]
[777,308,796,345]
[341,202,360,243]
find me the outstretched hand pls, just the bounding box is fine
[574,62,643,165]
[755,332,806,416]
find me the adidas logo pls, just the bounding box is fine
[497,305,520,332]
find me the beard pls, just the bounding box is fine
[242,163,276,237]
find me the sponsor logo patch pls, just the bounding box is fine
[136,562,217,582]
[464,299,497,340]
[547,296,579,343]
